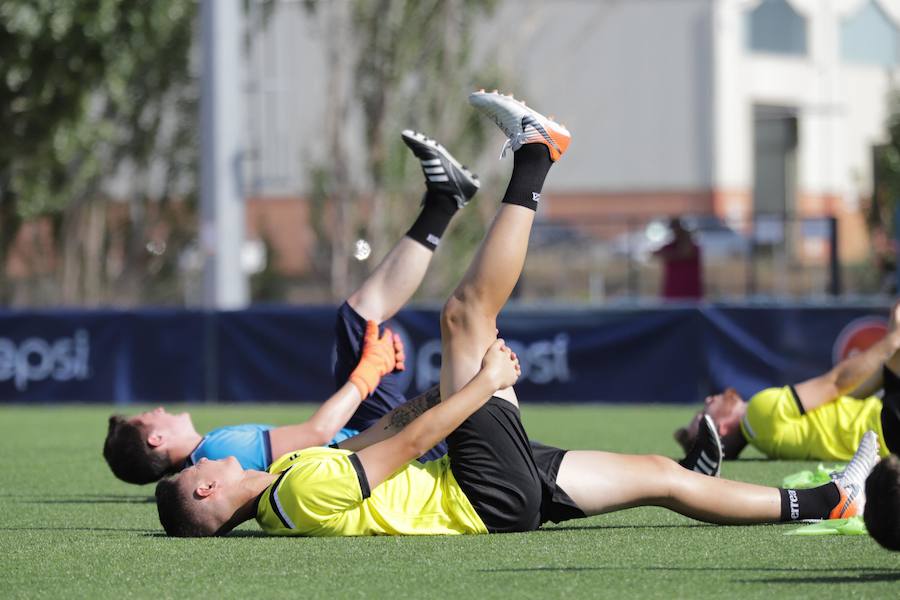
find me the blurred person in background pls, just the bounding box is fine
[654,217,703,300]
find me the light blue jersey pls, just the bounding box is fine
[186,424,359,471]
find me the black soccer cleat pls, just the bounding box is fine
[401,130,480,209]
[678,414,723,477]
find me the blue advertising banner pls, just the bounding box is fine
[0,309,207,404]
[0,304,891,405]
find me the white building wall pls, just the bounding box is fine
[244,0,900,211]
[840,65,898,205]
[245,0,716,196]
[481,0,715,193]
[715,0,900,214]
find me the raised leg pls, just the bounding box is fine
[348,238,433,323]
[348,131,480,323]
[440,203,537,405]
[440,92,570,403]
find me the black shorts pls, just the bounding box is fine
[881,367,900,454]
[447,397,585,533]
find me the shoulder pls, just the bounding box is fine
[748,386,794,411]
[203,424,272,444]
[193,424,275,469]
[270,449,369,513]
[270,447,353,475]
[210,424,273,435]
[743,386,799,439]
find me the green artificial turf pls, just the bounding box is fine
[1,404,897,599]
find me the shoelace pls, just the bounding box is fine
[499,132,528,159]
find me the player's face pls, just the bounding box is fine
[183,456,244,489]
[702,388,746,428]
[677,388,746,450]
[129,407,195,436]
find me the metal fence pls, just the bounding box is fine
[519,213,876,303]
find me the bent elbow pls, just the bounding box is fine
[308,424,337,447]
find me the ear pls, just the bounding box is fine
[195,481,216,498]
[147,432,163,448]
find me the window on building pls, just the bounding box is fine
[841,0,899,68]
[746,0,808,56]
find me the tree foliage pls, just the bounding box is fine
[301,0,507,301]
[873,91,900,230]
[0,0,197,304]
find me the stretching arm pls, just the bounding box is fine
[268,381,364,459]
[846,368,884,400]
[795,327,900,412]
[270,320,403,459]
[336,386,442,452]
[356,340,520,490]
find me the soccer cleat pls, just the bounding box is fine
[468,90,571,162]
[828,430,880,519]
[678,414,723,477]
[401,130,480,209]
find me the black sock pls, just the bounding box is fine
[779,483,840,521]
[501,144,553,211]
[405,191,459,250]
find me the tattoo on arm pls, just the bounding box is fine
[385,386,441,431]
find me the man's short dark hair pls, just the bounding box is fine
[103,415,172,484]
[864,454,900,551]
[155,476,215,537]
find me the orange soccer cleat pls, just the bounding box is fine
[828,430,880,519]
[468,90,571,162]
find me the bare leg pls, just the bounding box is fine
[349,131,480,324]
[438,93,566,403]
[440,204,535,405]
[556,451,781,524]
[347,238,433,323]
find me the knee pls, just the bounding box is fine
[440,294,466,336]
[441,292,493,339]
[645,454,683,501]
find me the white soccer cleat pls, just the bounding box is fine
[829,430,880,519]
[468,90,572,162]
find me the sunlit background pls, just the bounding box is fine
[6,0,900,308]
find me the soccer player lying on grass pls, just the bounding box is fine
[674,300,900,463]
[102,129,482,484]
[155,91,878,540]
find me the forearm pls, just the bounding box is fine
[268,382,363,458]
[797,329,900,412]
[305,381,364,439]
[846,368,884,399]
[394,373,497,458]
[337,386,441,452]
[832,331,900,394]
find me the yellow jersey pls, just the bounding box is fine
[255,446,488,536]
[739,386,887,461]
